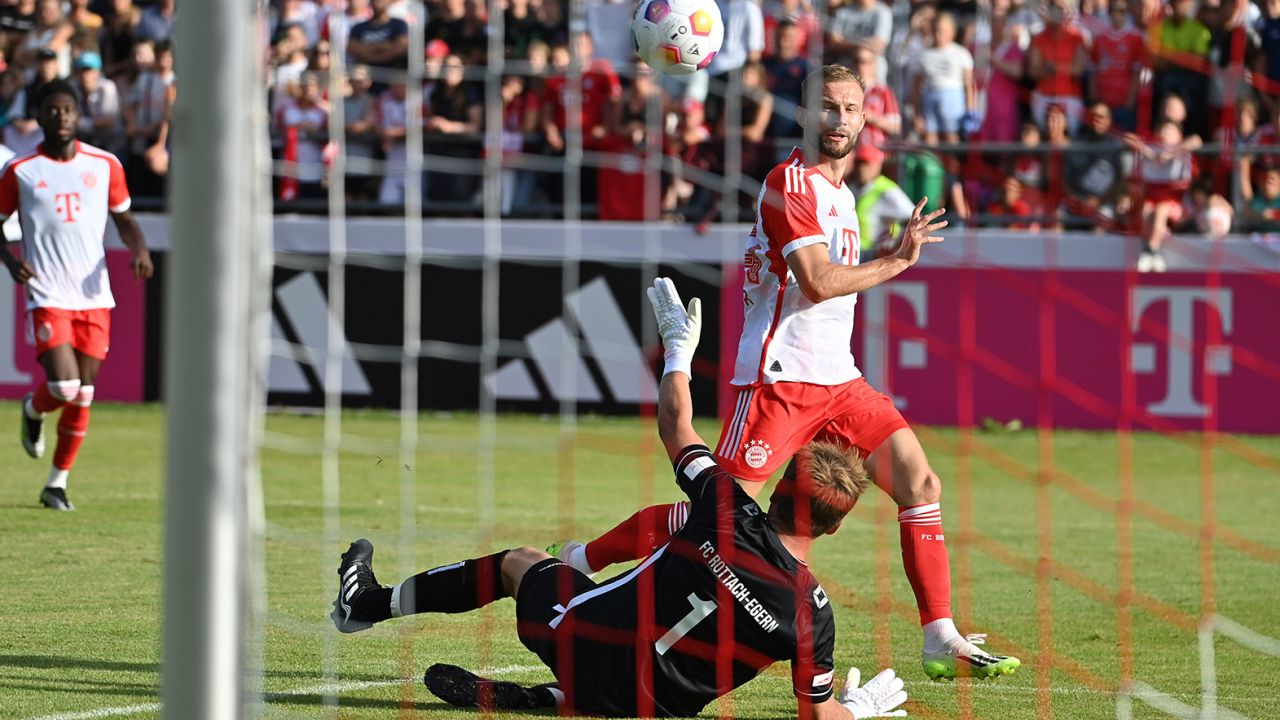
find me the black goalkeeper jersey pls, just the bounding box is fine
[548,445,837,718]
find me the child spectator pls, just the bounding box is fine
[912,12,974,146]
[1126,120,1195,272]
[1089,0,1144,130]
[125,40,173,197]
[1012,120,1044,207]
[1248,168,1280,231]
[1027,0,1087,134]
[986,176,1038,230]
[1188,178,1233,238]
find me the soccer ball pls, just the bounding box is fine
[630,0,725,76]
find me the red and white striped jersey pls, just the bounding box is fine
[732,147,862,387]
[0,141,131,311]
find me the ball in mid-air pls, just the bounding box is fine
[631,0,725,76]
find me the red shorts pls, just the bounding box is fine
[28,307,112,360]
[714,377,909,481]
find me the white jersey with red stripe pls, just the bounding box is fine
[731,147,862,387]
[0,141,131,311]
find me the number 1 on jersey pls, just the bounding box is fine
[655,592,717,655]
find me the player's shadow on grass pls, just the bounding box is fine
[263,693,438,712]
[0,654,158,674]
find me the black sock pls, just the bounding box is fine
[357,586,394,623]
[396,550,510,616]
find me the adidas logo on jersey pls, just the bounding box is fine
[770,360,782,372]
[828,206,838,217]
[35,180,48,189]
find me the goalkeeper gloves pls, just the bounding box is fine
[646,277,701,377]
[839,667,908,718]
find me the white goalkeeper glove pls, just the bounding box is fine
[646,277,701,377]
[839,667,908,718]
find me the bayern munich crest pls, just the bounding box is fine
[82,172,97,188]
[743,439,773,469]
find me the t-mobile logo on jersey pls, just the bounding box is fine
[1130,286,1234,418]
[54,192,81,223]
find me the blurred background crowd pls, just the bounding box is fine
[6,0,1280,264]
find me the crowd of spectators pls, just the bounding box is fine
[0,0,175,200]
[10,1,1280,267]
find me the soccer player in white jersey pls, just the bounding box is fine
[0,79,153,511]
[552,65,1019,680]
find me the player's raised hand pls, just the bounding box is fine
[839,667,908,718]
[131,248,154,281]
[3,256,36,284]
[646,276,701,377]
[893,197,947,267]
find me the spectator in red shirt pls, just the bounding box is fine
[1027,0,1088,134]
[986,176,1038,230]
[541,34,620,153]
[499,73,541,215]
[853,45,900,151]
[1089,0,1144,131]
[662,99,721,229]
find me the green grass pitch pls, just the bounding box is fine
[1,402,1277,719]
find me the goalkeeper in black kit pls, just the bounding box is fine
[330,277,911,719]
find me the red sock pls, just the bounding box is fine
[898,503,953,625]
[584,502,690,571]
[53,387,93,471]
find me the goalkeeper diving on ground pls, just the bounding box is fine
[330,277,912,719]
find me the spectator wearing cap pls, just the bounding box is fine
[423,38,450,96]
[73,50,123,155]
[17,0,73,76]
[1027,0,1088,135]
[134,0,175,43]
[100,0,141,82]
[851,143,916,256]
[125,39,174,198]
[349,0,409,75]
[25,47,62,111]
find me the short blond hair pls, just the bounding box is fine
[800,64,866,107]
[768,441,870,538]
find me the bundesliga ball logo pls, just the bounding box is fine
[631,0,725,76]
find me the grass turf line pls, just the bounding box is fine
[0,402,1277,719]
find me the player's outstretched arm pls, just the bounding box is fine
[111,210,153,281]
[787,198,946,303]
[648,277,705,462]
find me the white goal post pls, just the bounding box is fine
[164,1,271,718]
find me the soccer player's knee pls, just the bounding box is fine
[915,471,942,504]
[48,379,81,403]
[74,385,95,407]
